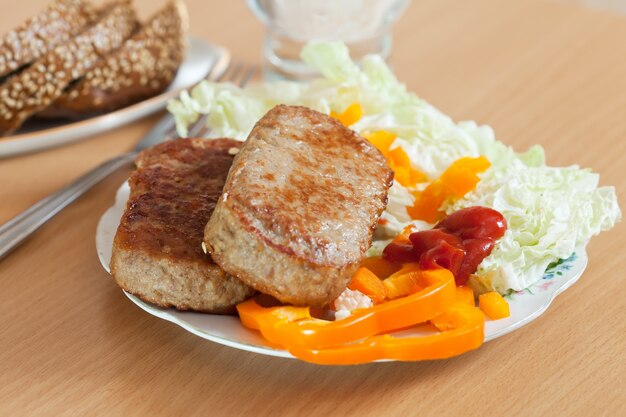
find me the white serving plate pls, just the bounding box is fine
[96,181,587,360]
[0,37,229,158]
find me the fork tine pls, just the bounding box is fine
[185,108,212,138]
[218,61,243,83]
[239,66,257,87]
[201,54,223,82]
[185,118,206,138]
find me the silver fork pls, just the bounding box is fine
[0,61,257,261]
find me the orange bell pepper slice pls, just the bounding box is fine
[455,285,475,306]
[359,256,401,279]
[479,291,510,319]
[362,130,428,187]
[407,181,447,223]
[348,267,388,304]
[383,263,422,299]
[408,156,491,222]
[330,103,363,127]
[363,130,396,157]
[440,156,491,197]
[289,303,484,365]
[387,146,412,167]
[236,268,456,349]
[387,147,428,187]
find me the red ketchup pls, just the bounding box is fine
[383,206,507,285]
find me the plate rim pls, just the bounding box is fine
[124,292,295,359]
[0,37,229,158]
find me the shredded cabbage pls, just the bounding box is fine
[167,41,621,294]
[449,166,621,293]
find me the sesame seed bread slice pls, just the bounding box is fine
[43,0,188,118]
[0,0,98,78]
[0,1,137,135]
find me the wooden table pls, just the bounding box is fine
[1,0,625,415]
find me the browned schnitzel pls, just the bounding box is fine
[110,138,254,313]
[204,105,393,307]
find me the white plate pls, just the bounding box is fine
[0,38,229,158]
[96,182,588,360]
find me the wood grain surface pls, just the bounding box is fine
[1,0,625,416]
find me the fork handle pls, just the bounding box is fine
[0,153,136,260]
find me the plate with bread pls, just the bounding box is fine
[0,0,226,158]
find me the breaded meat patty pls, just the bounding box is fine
[110,138,254,313]
[204,105,393,307]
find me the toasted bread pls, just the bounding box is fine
[0,1,137,134]
[0,0,97,78]
[43,0,188,118]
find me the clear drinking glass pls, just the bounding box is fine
[246,0,410,80]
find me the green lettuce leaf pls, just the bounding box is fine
[449,166,621,293]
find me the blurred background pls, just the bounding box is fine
[558,0,626,13]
